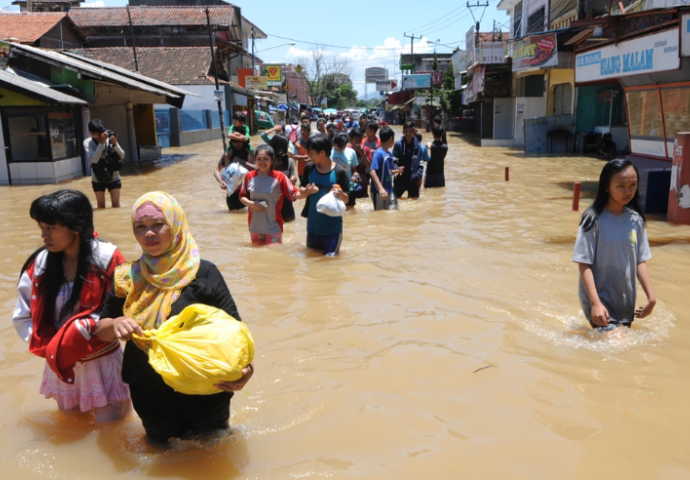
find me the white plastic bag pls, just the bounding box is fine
[316,190,346,217]
[221,162,248,194]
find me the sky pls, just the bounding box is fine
[0,0,509,98]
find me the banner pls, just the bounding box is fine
[576,28,680,83]
[263,65,283,86]
[451,50,467,76]
[246,76,268,89]
[454,75,463,91]
[466,27,476,68]
[402,74,431,89]
[512,33,558,71]
[375,79,397,91]
[479,42,506,64]
[418,71,444,87]
[365,67,388,83]
[472,66,485,95]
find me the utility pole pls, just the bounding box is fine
[404,32,422,70]
[467,1,490,44]
[126,6,139,72]
[251,27,256,74]
[205,8,227,152]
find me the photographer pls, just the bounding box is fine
[85,119,125,209]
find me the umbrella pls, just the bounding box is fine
[311,107,322,111]
[277,104,288,111]
[323,108,337,115]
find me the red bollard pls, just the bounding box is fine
[505,166,509,182]
[572,182,581,211]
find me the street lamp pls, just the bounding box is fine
[256,42,296,53]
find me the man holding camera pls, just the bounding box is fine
[85,119,125,209]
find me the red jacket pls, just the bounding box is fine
[14,241,124,384]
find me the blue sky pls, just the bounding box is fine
[1,0,509,96]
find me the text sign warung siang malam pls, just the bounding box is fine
[576,28,680,83]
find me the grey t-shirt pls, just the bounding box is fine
[84,137,125,183]
[572,208,652,323]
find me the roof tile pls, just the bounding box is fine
[68,6,235,28]
[0,12,66,43]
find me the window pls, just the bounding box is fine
[516,74,544,97]
[527,7,545,34]
[626,90,661,138]
[553,83,573,115]
[513,1,523,39]
[661,87,690,142]
[2,107,78,162]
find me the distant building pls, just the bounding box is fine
[11,0,83,13]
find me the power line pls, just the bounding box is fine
[265,33,406,51]
[421,11,473,37]
[403,5,466,33]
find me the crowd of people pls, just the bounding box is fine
[10,112,657,450]
[213,112,450,256]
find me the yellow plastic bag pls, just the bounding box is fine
[133,304,254,395]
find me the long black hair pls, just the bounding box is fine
[21,190,97,327]
[580,159,645,232]
[268,135,288,171]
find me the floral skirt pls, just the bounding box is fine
[40,347,130,412]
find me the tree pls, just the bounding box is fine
[432,50,439,72]
[298,46,352,108]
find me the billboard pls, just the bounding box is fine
[365,67,388,83]
[375,79,398,91]
[246,76,268,89]
[402,74,431,89]
[513,33,558,71]
[472,66,485,95]
[263,64,283,86]
[418,71,444,87]
[466,27,476,68]
[451,50,467,76]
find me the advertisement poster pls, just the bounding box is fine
[402,74,431,89]
[375,80,397,91]
[576,28,679,83]
[472,66,485,94]
[454,75,463,91]
[451,50,467,76]
[247,76,268,89]
[263,65,283,86]
[418,71,444,86]
[512,33,558,71]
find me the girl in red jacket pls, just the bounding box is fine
[13,190,130,422]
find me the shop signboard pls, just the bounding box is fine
[479,42,506,64]
[402,74,431,89]
[247,76,268,89]
[375,79,397,91]
[418,71,444,86]
[466,27,476,68]
[513,33,558,71]
[454,75,463,91]
[576,28,679,83]
[451,50,467,76]
[365,67,388,83]
[263,65,283,86]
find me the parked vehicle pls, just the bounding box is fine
[255,109,275,130]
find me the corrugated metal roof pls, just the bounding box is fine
[0,67,86,105]
[8,42,183,99]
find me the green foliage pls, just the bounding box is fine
[432,51,439,72]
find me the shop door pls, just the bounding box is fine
[553,83,572,115]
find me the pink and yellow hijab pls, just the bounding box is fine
[114,191,200,331]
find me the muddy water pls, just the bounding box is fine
[1,129,690,479]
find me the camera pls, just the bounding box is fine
[106,129,117,138]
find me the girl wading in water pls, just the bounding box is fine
[13,190,130,422]
[572,159,656,332]
[96,191,253,446]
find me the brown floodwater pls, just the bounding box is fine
[2,128,690,479]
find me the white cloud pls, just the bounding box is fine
[82,1,106,7]
[2,6,21,12]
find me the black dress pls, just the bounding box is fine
[100,260,242,442]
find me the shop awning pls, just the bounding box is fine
[0,68,87,105]
[405,97,416,105]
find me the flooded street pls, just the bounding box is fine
[2,128,690,479]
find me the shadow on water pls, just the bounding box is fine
[119,154,196,176]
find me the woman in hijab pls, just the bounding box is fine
[96,191,253,447]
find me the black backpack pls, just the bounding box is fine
[103,144,123,172]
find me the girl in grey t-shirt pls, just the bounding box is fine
[572,159,656,330]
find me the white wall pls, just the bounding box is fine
[494,98,515,140]
[514,96,547,146]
